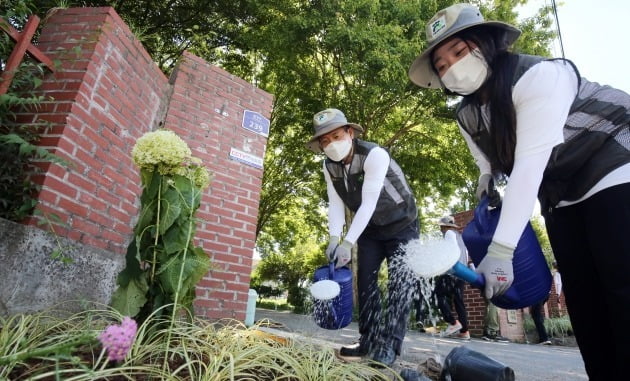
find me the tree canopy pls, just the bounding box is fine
[9,0,558,301]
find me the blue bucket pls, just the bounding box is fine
[461,196,551,309]
[312,263,353,329]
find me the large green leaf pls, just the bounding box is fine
[116,239,143,287]
[157,247,210,297]
[134,200,156,235]
[162,219,192,255]
[140,170,162,201]
[110,275,149,317]
[173,175,200,212]
[158,186,182,234]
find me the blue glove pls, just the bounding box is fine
[333,240,353,269]
[325,236,340,262]
[476,240,515,299]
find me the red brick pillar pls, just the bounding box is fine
[20,7,170,254]
[164,52,272,320]
[14,7,273,321]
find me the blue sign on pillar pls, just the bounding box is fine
[242,110,270,137]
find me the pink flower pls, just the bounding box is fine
[98,317,137,361]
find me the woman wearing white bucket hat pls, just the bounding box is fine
[307,108,419,367]
[409,3,630,379]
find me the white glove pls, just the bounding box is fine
[476,240,515,299]
[325,236,340,262]
[333,240,353,269]
[475,173,493,201]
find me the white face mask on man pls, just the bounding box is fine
[323,138,352,162]
[440,49,489,95]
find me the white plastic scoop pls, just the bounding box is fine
[403,235,461,278]
[309,279,341,300]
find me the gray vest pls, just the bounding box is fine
[325,139,417,235]
[457,54,630,210]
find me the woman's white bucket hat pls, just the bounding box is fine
[408,3,521,89]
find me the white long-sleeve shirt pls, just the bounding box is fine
[461,60,630,247]
[323,146,390,244]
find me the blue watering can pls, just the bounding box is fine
[311,263,353,329]
[453,195,552,309]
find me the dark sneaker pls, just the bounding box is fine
[339,342,370,357]
[371,345,396,368]
[539,339,552,345]
[482,331,510,342]
[493,334,510,343]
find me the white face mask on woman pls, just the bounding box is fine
[440,49,489,95]
[323,138,352,162]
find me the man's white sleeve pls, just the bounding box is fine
[323,161,346,237]
[344,147,390,244]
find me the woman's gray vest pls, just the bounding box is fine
[457,54,630,210]
[325,139,417,235]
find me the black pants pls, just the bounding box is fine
[356,219,419,355]
[529,300,549,343]
[543,183,630,380]
[434,276,469,332]
[413,281,426,323]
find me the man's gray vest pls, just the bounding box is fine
[456,54,630,210]
[325,139,417,235]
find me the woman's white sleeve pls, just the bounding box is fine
[493,61,578,247]
[344,147,390,244]
[459,123,492,177]
[324,161,346,237]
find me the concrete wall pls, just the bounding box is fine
[0,218,124,316]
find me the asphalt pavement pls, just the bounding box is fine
[255,308,587,380]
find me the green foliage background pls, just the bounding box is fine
[3,0,558,306]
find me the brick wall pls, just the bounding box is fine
[20,7,169,254]
[13,7,272,321]
[164,52,273,319]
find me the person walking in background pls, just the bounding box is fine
[529,299,552,345]
[435,216,470,340]
[552,261,563,309]
[481,298,509,343]
[306,108,419,367]
[408,3,630,378]
[412,280,427,332]
[469,258,509,342]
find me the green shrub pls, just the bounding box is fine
[0,7,65,221]
[523,314,573,338]
[257,298,292,311]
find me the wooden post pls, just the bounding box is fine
[0,15,55,95]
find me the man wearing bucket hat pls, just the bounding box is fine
[434,216,470,340]
[307,108,419,367]
[408,3,630,379]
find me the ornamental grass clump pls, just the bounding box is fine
[111,129,213,325]
[0,306,394,380]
